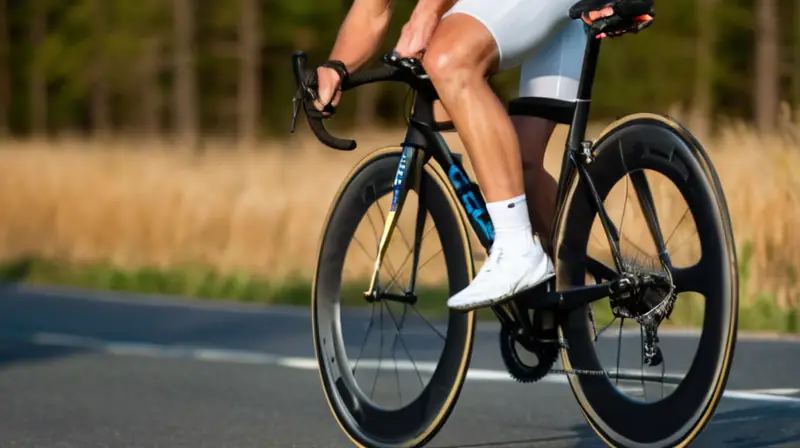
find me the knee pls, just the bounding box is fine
[422,49,459,84]
[422,45,487,87]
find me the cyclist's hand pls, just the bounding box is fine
[394,9,439,58]
[571,0,654,39]
[313,66,342,115]
[583,7,653,39]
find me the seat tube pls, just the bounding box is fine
[566,34,601,152]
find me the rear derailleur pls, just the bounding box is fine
[609,271,676,367]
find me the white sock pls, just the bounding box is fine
[486,194,537,253]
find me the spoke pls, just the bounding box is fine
[352,236,375,264]
[661,208,700,269]
[364,205,382,253]
[415,247,444,274]
[618,150,631,239]
[352,302,378,375]
[369,301,386,400]
[390,303,408,406]
[410,305,447,341]
[664,207,692,249]
[639,326,647,402]
[384,302,425,390]
[383,226,438,293]
[629,170,670,262]
[615,317,624,387]
[617,144,668,269]
[595,315,619,340]
[659,356,666,400]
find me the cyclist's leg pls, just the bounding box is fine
[515,20,588,255]
[514,115,558,253]
[423,0,578,310]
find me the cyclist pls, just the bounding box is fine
[312,0,654,311]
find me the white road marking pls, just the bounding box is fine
[10,283,800,343]
[22,332,800,405]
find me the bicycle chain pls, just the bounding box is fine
[549,367,607,376]
[510,336,608,378]
[547,340,607,377]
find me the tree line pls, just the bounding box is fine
[0,0,796,145]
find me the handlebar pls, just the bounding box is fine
[290,51,437,151]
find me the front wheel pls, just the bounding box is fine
[311,146,477,448]
[554,113,739,447]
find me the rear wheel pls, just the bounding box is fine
[554,114,738,447]
[312,147,476,448]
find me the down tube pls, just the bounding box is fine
[429,133,495,251]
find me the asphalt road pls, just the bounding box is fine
[1,284,800,447]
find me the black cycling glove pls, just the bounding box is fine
[301,60,350,114]
[569,0,655,38]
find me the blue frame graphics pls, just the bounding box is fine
[390,146,414,212]
[447,164,495,244]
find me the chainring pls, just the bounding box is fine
[499,324,559,384]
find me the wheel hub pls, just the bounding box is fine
[609,271,673,323]
[609,269,676,366]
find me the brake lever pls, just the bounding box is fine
[290,91,302,133]
[290,70,336,134]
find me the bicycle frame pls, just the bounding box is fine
[367,35,622,316]
[289,32,625,316]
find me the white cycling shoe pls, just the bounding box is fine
[447,237,555,311]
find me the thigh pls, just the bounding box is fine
[442,0,580,71]
[518,20,588,101]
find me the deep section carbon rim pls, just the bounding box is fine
[312,150,475,447]
[556,116,738,447]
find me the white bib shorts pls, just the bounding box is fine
[442,0,589,102]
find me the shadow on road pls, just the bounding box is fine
[2,286,800,448]
[0,339,89,370]
[432,425,602,448]
[432,403,800,448]
[702,403,800,447]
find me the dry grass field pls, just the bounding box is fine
[0,119,798,319]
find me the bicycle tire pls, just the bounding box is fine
[554,113,738,447]
[311,146,477,448]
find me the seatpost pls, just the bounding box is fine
[566,34,601,153]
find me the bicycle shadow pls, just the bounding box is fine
[0,260,94,369]
[431,427,601,448]
[433,403,800,448]
[695,403,800,447]
[0,338,88,369]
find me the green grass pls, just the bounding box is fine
[1,257,798,334]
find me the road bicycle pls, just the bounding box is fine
[290,23,738,448]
